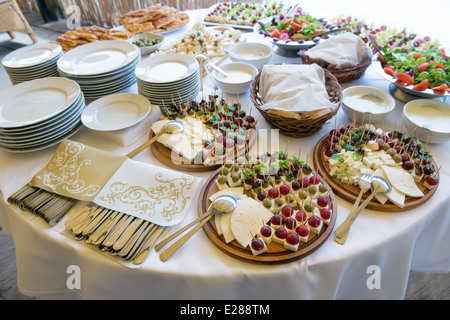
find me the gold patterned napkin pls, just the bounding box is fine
[93,159,202,226]
[30,139,127,202]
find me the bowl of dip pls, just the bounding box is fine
[228,42,273,70]
[341,86,396,123]
[213,62,259,95]
[403,99,450,144]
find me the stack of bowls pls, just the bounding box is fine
[135,53,200,106]
[2,43,62,85]
[0,77,84,153]
[57,40,140,100]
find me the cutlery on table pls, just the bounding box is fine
[157,195,239,262]
[335,176,391,244]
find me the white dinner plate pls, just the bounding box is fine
[82,93,151,131]
[0,104,83,147]
[0,97,84,142]
[135,53,199,83]
[0,77,81,128]
[57,40,140,76]
[2,43,62,69]
[0,122,83,153]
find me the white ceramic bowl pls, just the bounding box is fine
[213,62,258,95]
[341,86,396,123]
[127,32,164,56]
[228,42,273,70]
[403,99,450,144]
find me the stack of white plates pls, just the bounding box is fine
[57,40,140,100]
[136,53,200,106]
[0,77,84,153]
[2,43,62,85]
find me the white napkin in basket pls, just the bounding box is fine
[259,64,337,113]
[305,33,373,69]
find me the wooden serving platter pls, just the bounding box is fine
[197,168,338,264]
[313,134,439,212]
[149,129,257,172]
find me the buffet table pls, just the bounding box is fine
[0,9,449,300]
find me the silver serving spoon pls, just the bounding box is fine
[195,53,219,90]
[335,176,391,244]
[157,195,238,261]
[126,120,184,158]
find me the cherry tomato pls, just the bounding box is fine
[432,62,446,70]
[290,22,303,30]
[279,32,290,40]
[413,53,425,60]
[383,67,394,76]
[412,79,429,91]
[270,30,280,38]
[418,62,430,73]
[395,72,415,85]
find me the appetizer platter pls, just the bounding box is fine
[155,22,242,69]
[149,95,257,172]
[198,151,337,264]
[254,7,343,56]
[313,122,440,211]
[202,1,292,30]
[118,4,190,34]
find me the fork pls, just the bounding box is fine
[334,172,373,240]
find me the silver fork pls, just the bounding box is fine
[334,172,373,240]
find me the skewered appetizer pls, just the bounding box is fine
[204,2,291,27]
[322,123,439,208]
[213,151,333,255]
[151,95,257,165]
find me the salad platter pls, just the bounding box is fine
[201,1,292,30]
[148,95,257,172]
[253,8,343,57]
[372,47,449,102]
[198,152,337,264]
[313,123,440,211]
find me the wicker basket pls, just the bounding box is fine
[250,66,342,137]
[298,48,372,83]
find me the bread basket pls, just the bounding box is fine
[250,65,342,137]
[298,48,372,83]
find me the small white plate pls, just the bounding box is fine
[82,93,151,131]
[2,43,62,68]
[135,53,199,83]
[57,40,139,76]
[0,77,81,128]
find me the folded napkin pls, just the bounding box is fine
[30,139,127,202]
[94,158,202,226]
[259,64,337,114]
[305,33,373,69]
[29,139,202,226]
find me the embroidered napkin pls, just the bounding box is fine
[305,33,373,69]
[93,159,202,226]
[259,64,337,113]
[29,139,202,226]
[30,139,127,202]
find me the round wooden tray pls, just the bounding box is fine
[149,129,257,172]
[312,134,439,212]
[197,168,338,264]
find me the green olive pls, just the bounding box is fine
[263,198,272,209]
[217,175,227,184]
[274,198,283,207]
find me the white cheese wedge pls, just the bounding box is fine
[230,197,273,249]
[381,165,424,198]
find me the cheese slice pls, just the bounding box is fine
[220,211,234,243]
[230,197,273,249]
[376,167,406,207]
[381,165,424,198]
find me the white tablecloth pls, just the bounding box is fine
[0,9,449,300]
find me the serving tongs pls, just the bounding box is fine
[367,34,387,65]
